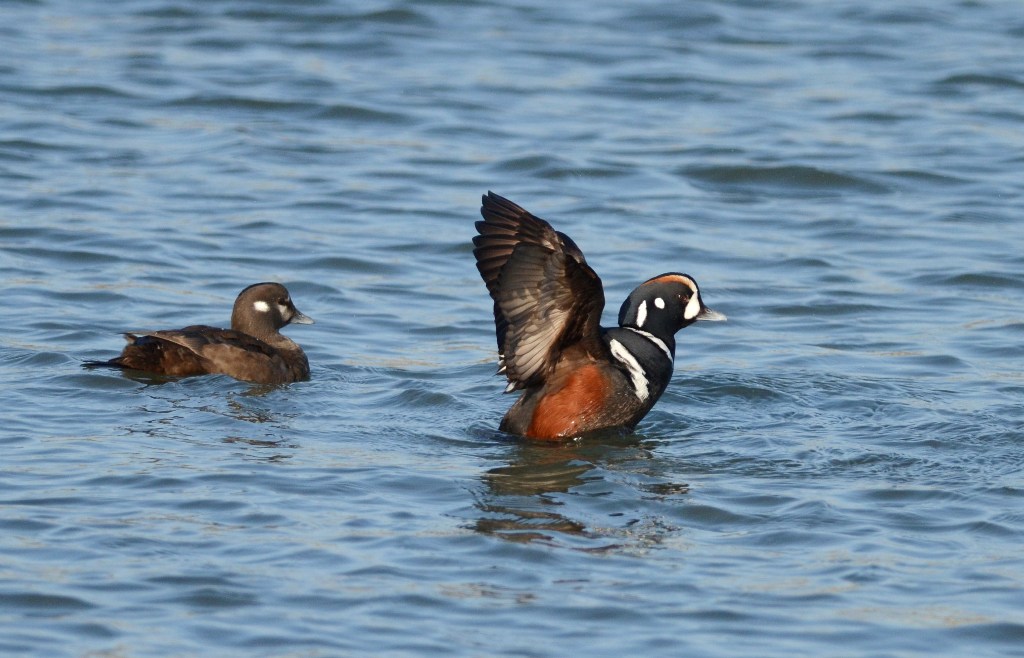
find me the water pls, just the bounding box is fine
[2,1,1023,656]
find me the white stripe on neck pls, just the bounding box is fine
[624,327,673,362]
[609,339,649,402]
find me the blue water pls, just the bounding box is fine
[2,1,1023,656]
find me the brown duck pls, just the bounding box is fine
[85,282,313,384]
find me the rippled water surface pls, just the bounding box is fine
[2,1,1023,656]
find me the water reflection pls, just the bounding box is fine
[133,375,282,399]
[474,432,680,545]
[107,380,303,462]
[221,435,296,463]
[476,442,593,542]
[223,396,277,423]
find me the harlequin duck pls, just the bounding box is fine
[84,282,314,384]
[473,192,725,440]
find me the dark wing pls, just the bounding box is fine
[87,326,306,383]
[473,191,587,298]
[149,326,279,361]
[472,192,606,391]
[145,327,304,383]
[88,326,230,376]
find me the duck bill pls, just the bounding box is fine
[290,310,315,325]
[696,306,727,322]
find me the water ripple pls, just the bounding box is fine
[681,164,890,194]
[2,0,1023,656]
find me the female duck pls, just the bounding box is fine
[86,282,313,384]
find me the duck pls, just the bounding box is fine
[472,192,725,440]
[84,282,313,384]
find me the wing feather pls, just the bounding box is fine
[473,192,608,391]
[144,327,279,361]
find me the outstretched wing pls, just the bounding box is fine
[472,192,606,391]
[474,191,587,297]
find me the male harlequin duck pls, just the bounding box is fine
[84,282,314,385]
[473,192,725,440]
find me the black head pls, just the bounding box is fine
[231,282,314,339]
[617,272,725,348]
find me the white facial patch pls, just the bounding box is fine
[683,293,701,321]
[253,300,270,313]
[654,297,665,310]
[610,339,649,401]
[636,299,647,328]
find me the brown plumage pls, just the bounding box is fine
[85,282,313,385]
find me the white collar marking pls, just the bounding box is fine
[624,327,673,362]
[609,338,649,402]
